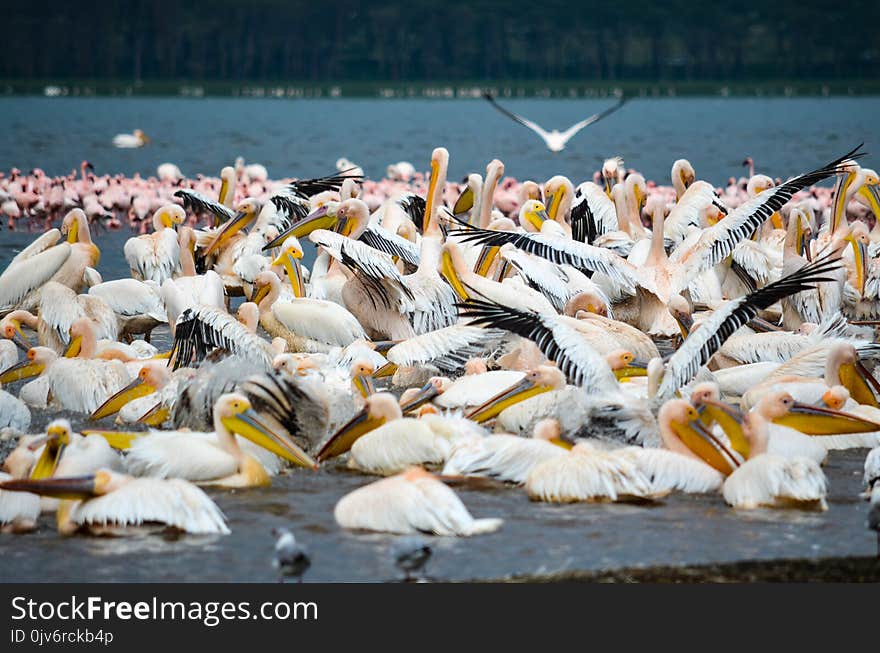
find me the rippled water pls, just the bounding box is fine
[0,97,878,581]
[1,97,878,183]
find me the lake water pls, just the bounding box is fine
[0,97,878,581]
[1,97,878,184]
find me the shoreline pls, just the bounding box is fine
[3,79,880,100]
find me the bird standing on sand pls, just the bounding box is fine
[391,535,433,581]
[272,527,311,582]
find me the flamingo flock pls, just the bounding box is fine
[0,145,878,577]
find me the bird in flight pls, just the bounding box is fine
[482,92,627,152]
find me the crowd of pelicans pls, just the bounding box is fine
[1,145,880,562]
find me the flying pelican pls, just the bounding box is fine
[482,92,626,152]
[124,393,316,486]
[334,466,503,536]
[0,470,230,536]
[123,204,185,284]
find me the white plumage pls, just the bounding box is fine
[334,468,503,536]
[722,454,827,510]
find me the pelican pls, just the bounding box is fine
[0,470,230,536]
[334,466,503,536]
[442,418,572,484]
[123,204,185,284]
[124,393,316,487]
[251,267,366,353]
[1,325,130,415]
[168,305,275,370]
[85,272,167,342]
[720,392,828,511]
[524,442,662,503]
[482,92,626,152]
[618,399,726,494]
[0,209,99,313]
[863,447,880,495]
[112,129,150,148]
[0,384,29,431]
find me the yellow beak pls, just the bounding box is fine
[204,210,254,257]
[398,381,441,414]
[698,399,749,459]
[672,414,741,476]
[222,408,317,469]
[466,376,554,424]
[838,360,880,408]
[136,403,171,426]
[453,186,475,217]
[316,408,386,462]
[273,250,305,298]
[80,429,143,450]
[440,249,469,300]
[90,377,156,420]
[64,335,82,358]
[372,361,398,379]
[29,432,66,480]
[0,358,45,384]
[473,245,500,278]
[6,320,32,352]
[263,205,337,251]
[845,234,868,297]
[352,374,375,398]
[773,401,880,434]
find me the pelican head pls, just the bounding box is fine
[203,198,260,257]
[826,342,880,408]
[439,241,471,300]
[466,366,566,423]
[350,359,377,398]
[844,221,869,297]
[64,317,98,358]
[747,175,774,198]
[334,198,370,238]
[761,388,880,436]
[61,208,87,243]
[625,173,647,214]
[316,393,402,462]
[89,361,170,421]
[606,349,648,380]
[518,180,542,204]
[0,346,55,384]
[564,290,609,318]
[252,270,280,306]
[27,419,74,480]
[154,204,186,229]
[273,353,318,377]
[133,129,150,144]
[672,159,695,199]
[602,157,622,195]
[518,199,549,232]
[667,294,693,338]
[543,175,573,222]
[821,386,850,410]
[397,376,450,414]
[1,312,33,352]
[533,417,573,449]
[659,398,741,475]
[216,393,316,469]
[271,243,305,298]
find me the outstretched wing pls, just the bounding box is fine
[286,170,365,199]
[558,96,627,141]
[458,298,619,393]
[448,222,637,293]
[675,145,864,275]
[482,93,550,139]
[658,254,842,399]
[359,225,421,267]
[174,189,236,224]
[169,306,273,371]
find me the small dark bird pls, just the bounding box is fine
[272,527,311,582]
[868,486,880,558]
[391,535,433,581]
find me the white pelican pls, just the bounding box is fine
[442,418,572,484]
[112,129,150,148]
[482,92,625,152]
[525,442,661,503]
[251,267,365,353]
[334,395,485,476]
[123,204,185,284]
[0,209,99,313]
[1,328,130,415]
[334,466,503,536]
[124,393,316,487]
[0,470,229,536]
[720,393,828,511]
[569,181,620,246]
[0,471,40,532]
[85,273,166,342]
[618,399,726,494]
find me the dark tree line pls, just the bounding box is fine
[4,0,878,82]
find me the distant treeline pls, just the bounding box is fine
[6,1,878,82]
